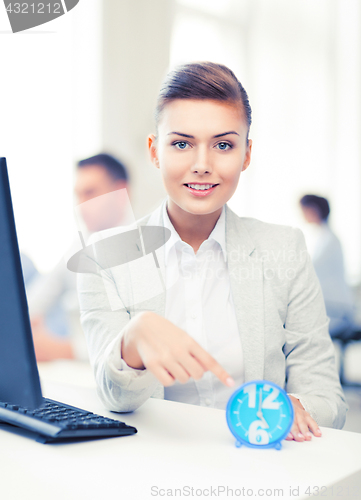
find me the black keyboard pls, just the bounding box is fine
[0,398,137,443]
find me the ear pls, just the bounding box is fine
[242,139,252,172]
[148,134,159,169]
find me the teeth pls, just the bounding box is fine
[188,184,214,190]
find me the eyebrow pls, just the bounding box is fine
[168,131,239,139]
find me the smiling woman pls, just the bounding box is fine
[148,99,251,251]
[78,62,347,443]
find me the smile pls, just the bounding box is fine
[184,183,218,197]
[185,183,217,191]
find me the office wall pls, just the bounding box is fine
[100,0,175,219]
[1,0,360,283]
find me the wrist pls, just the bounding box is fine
[120,317,146,370]
[288,394,305,410]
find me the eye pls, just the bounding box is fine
[216,142,232,151]
[173,141,190,150]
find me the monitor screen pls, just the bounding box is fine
[0,158,43,409]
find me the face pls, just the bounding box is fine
[148,99,252,221]
[300,205,322,224]
[74,164,127,232]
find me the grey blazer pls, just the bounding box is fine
[78,203,347,428]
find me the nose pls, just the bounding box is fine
[191,146,212,175]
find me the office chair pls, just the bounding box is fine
[333,327,361,388]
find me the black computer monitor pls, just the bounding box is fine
[0,158,43,409]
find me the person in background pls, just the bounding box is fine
[21,253,39,286]
[28,153,129,361]
[300,194,354,339]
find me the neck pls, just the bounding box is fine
[166,201,223,253]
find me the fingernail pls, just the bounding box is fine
[226,377,235,387]
[287,433,293,439]
[306,432,312,438]
[316,428,322,436]
[298,433,304,439]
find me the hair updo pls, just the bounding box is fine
[155,62,252,142]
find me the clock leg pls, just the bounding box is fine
[275,442,282,450]
[235,440,242,448]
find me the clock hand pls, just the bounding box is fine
[256,410,269,428]
[258,414,269,429]
[256,388,263,419]
[256,389,269,428]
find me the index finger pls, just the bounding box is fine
[190,343,235,387]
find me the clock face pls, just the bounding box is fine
[226,380,294,449]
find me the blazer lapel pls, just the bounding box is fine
[225,206,265,382]
[144,200,167,278]
[117,202,167,320]
[142,201,166,319]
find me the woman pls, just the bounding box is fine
[79,62,347,442]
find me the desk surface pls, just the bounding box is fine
[1,374,361,500]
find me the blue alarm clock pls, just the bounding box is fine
[226,380,294,450]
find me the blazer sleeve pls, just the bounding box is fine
[77,252,163,413]
[283,228,348,428]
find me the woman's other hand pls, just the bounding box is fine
[286,395,322,442]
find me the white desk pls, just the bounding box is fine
[1,377,361,500]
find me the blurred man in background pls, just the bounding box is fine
[300,194,354,339]
[27,153,129,361]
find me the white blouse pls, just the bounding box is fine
[162,204,244,410]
